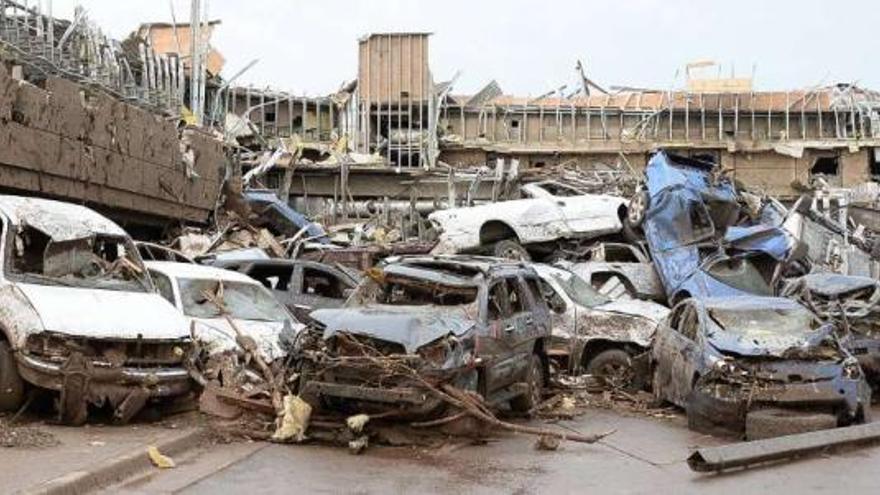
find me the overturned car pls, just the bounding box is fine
[652,296,870,440]
[297,256,552,417]
[0,197,193,424]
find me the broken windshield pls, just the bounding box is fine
[708,306,818,337]
[179,278,291,321]
[550,271,610,308]
[10,227,150,292]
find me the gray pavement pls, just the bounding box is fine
[110,406,880,495]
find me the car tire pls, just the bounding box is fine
[586,349,638,390]
[493,239,531,261]
[510,354,543,413]
[626,189,649,229]
[0,340,25,412]
[745,408,837,441]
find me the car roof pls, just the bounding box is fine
[696,296,806,312]
[144,261,259,284]
[389,255,532,274]
[0,195,127,241]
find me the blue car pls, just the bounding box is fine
[627,151,794,304]
[244,190,328,243]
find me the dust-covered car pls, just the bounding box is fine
[145,262,302,364]
[298,255,552,417]
[651,296,870,440]
[0,197,193,424]
[781,272,880,390]
[532,264,668,389]
[429,181,628,260]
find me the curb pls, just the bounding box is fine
[25,427,210,495]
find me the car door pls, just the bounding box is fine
[667,303,702,407]
[557,193,624,237]
[478,277,521,394]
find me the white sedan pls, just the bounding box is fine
[145,261,302,363]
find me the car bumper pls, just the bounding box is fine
[17,353,193,398]
[691,377,870,430]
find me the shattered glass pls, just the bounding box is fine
[179,279,290,321]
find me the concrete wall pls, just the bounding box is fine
[0,63,223,227]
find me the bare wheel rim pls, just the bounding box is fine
[628,192,646,224]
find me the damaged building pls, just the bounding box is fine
[0,1,226,236]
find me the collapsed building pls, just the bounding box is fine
[0,1,225,236]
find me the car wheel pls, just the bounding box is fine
[626,188,649,229]
[493,239,531,261]
[0,341,24,412]
[510,354,544,413]
[586,349,637,390]
[745,408,837,441]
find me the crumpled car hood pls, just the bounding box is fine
[707,324,835,358]
[796,272,878,297]
[595,299,669,324]
[311,306,475,354]
[17,283,189,340]
[191,318,300,362]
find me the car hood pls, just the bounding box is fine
[191,317,301,362]
[595,299,669,324]
[707,324,836,358]
[17,283,188,340]
[311,305,476,354]
[796,272,878,298]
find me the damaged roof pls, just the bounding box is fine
[0,196,127,241]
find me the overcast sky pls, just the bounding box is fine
[54,0,878,96]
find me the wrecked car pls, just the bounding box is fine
[0,196,193,424]
[563,242,665,302]
[428,181,628,260]
[781,272,880,390]
[298,255,552,417]
[213,259,360,321]
[144,261,302,364]
[631,150,793,304]
[245,190,328,243]
[651,296,870,439]
[532,264,668,389]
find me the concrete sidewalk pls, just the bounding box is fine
[1,413,207,495]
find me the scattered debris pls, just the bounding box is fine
[0,418,59,448]
[147,445,176,469]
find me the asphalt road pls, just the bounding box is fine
[110,406,880,495]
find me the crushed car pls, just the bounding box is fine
[630,150,794,304]
[213,259,360,321]
[144,261,302,368]
[532,264,668,389]
[245,190,329,243]
[0,197,193,424]
[297,255,552,417]
[781,272,880,391]
[428,181,629,261]
[651,296,871,440]
[562,242,665,302]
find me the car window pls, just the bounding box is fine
[248,265,294,291]
[178,278,291,322]
[505,277,526,314]
[487,281,510,321]
[149,270,176,305]
[537,278,567,314]
[302,267,348,298]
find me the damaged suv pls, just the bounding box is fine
[652,296,870,440]
[299,256,552,417]
[0,197,192,424]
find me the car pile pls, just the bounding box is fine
[3,149,879,449]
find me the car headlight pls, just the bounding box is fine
[842,359,862,380]
[713,357,747,377]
